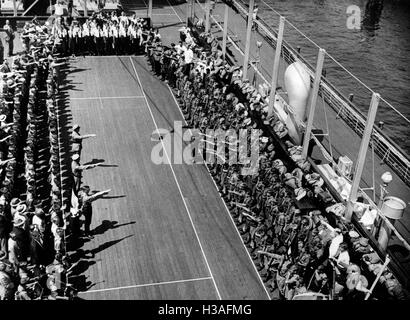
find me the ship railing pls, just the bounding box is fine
[230,0,410,188]
[190,0,410,286]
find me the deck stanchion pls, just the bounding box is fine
[84,0,88,17]
[345,92,380,222]
[222,4,229,60]
[13,0,17,16]
[205,0,211,33]
[186,0,190,25]
[302,48,326,157]
[268,16,285,117]
[191,0,195,21]
[242,0,255,80]
[149,0,153,23]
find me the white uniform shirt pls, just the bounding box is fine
[329,234,343,258]
[32,215,45,233]
[82,25,90,37]
[184,48,194,64]
[337,250,350,269]
[111,26,119,38]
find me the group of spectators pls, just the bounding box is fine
[0,20,70,299]
[144,24,409,300]
[44,11,150,56]
[0,15,109,300]
[1,7,406,300]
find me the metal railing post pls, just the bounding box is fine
[205,0,211,33]
[222,4,229,60]
[242,0,255,80]
[268,16,285,117]
[191,0,195,21]
[186,0,190,25]
[13,0,17,16]
[301,48,326,157]
[149,0,153,22]
[84,0,88,17]
[345,92,380,222]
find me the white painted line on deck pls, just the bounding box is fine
[153,13,179,16]
[80,276,213,294]
[71,96,144,100]
[73,55,134,59]
[166,0,184,23]
[129,57,222,300]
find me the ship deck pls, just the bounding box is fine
[64,54,269,299]
[49,0,410,297]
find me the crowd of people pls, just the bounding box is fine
[46,11,150,56]
[0,20,70,299]
[144,24,409,300]
[0,14,111,299]
[0,6,407,300]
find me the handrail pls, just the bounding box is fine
[22,0,41,16]
[229,0,410,187]
[197,0,410,288]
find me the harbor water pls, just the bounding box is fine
[252,0,410,155]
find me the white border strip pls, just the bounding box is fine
[129,57,222,300]
[80,276,212,294]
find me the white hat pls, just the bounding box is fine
[13,216,26,228]
[10,198,22,208]
[16,204,27,214]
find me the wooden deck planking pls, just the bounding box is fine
[130,56,269,299]
[67,57,144,99]
[66,55,269,299]
[78,278,217,300]
[68,60,214,298]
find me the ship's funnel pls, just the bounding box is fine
[284,62,311,145]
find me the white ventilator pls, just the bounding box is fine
[283,61,311,145]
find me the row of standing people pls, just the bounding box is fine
[0,22,73,299]
[143,26,409,300]
[48,11,151,56]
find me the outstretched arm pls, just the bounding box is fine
[79,133,97,139]
[0,135,12,143]
[78,163,102,171]
[0,122,14,129]
[88,189,111,202]
[0,158,15,166]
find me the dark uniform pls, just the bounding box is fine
[4,23,14,57]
